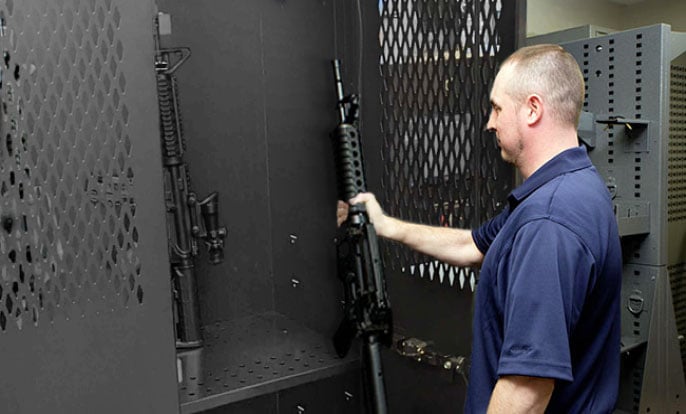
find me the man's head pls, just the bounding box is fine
[486,44,584,173]
[500,44,584,127]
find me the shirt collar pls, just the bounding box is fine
[507,146,593,209]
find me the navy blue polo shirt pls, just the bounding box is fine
[465,146,621,413]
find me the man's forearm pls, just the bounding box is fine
[378,215,483,267]
[346,192,483,267]
[487,376,554,414]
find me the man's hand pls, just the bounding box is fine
[337,192,392,238]
[336,200,349,227]
[336,192,483,267]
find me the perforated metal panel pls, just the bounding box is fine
[565,27,669,267]
[0,1,178,412]
[669,64,686,389]
[563,25,686,414]
[0,0,141,333]
[378,0,513,290]
[669,65,686,222]
[177,312,358,413]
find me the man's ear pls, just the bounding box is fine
[525,94,543,126]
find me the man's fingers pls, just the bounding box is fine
[336,200,349,228]
[349,192,374,205]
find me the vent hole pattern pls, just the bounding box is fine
[583,43,590,110]
[634,157,642,199]
[608,46,615,114]
[669,65,686,222]
[378,0,512,290]
[635,34,643,118]
[0,0,144,333]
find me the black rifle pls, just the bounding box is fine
[154,23,227,348]
[330,59,392,414]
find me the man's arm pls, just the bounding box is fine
[340,193,484,267]
[487,376,555,414]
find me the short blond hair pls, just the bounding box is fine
[502,44,584,127]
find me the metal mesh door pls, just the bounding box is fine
[378,0,514,290]
[0,1,179,412]
[370,2,518,411]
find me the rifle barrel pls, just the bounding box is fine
[332,59,347,124]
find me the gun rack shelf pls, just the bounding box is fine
[177,312,359,413]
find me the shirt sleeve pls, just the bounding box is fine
[472,206,510,254]
[496,219,594,382]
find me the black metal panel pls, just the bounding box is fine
[157,0,361,410]
[278,369,362,413]
[0,1,179,412]
[157,0,344,334]
[156,0,275,324]
[383,350,466,413]
[258,0,344,336]
[201,394,277,414]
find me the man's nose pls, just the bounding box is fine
[485,112,495,132]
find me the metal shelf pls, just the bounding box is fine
[177,312,359,413]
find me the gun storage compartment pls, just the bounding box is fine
[176,313,359,412]
[155,1,362,412]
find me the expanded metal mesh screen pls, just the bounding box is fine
[0,0,143,333]
[378,0,513,290]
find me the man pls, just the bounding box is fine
[337,44,621,413]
